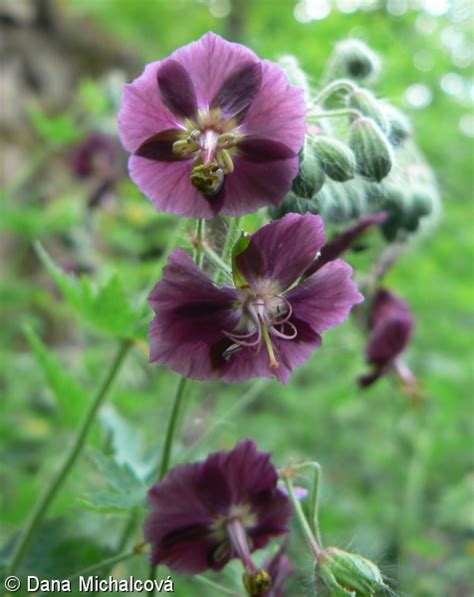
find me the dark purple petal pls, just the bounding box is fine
[305,212,387,276]
[241,60,306,153]
[70,132,117,178]
[238,138,296,162]
[157,59,197,119]
[135,128,184,162]
[249,488,292,549]
[218,154,300,217]
[211,61,262,120]
[205,439,278,504]
[144,462,217,573]
[366,317,413,365]
[365,288,414,366]
[286,259,364,334]
[236,213,326,291]
[148,249,239,379]
[118,62,182,153]
[263,542,294,597]
[128,155,219,218]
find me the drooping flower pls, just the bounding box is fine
[69,131,119,208]
[144,439,291,574]
[148,213,363,383]
[303,212,387,277]
[118,32,306,218]
[359,288,415,387]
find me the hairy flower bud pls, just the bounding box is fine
[278,54,310,100]
[349,117,393,182]
[330,38,381,81]
[314,137,356,182]
[411,186,434,217]
[317,547,390,596]
[292,141,326,198]
[382,104,413,146]
[348,89,389,134]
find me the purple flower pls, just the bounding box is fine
[148,213,363,383]
[144,439,291,574]
[118,32,306,218]
[359,288,415,387]
[70,132,117,179]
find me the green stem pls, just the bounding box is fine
[283,477,322,559]
[194,218,205,267]
[304,462,323,547]
[158,376,188,480]
[8,339,131,574]
[312,79,356,106]
[66,545,143,582]
[148,564,157,597]
[308,108,361,121]
[195,574,237,595]
[215,216,242,284]
[203,246,232,280]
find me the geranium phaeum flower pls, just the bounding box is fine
[148,213,363,383]
[144,439,291,574]
[359,288,415,387]
[117,32,306,218]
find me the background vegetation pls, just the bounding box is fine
[1,0,472,595]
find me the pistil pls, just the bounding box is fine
[261,322,280,369]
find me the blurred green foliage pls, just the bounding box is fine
[1,1,473,596]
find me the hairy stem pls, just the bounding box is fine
[215,216,242,284]
[283,477,322,559]
[312,79,356,106]
[158,376,188,480]
[8,339,132,574]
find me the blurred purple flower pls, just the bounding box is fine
[148,213,363,383]
[359,288,415,387]
[118,32,306,218]
[144,439,291,574]
[304,212,387,277]
[70,132,117,179]
[262,542,294,597]
[70,132,119,209]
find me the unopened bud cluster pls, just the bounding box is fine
[274,37,437,242]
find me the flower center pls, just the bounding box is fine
[223,280,298,369]
[172,109,242,196]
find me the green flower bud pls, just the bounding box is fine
[268,192,316,220]
[411,186,433,217]
[314,137,356,182]
[382,104,413,146]
[278,55,310,100]
[349,117,393,182]
[348,89,389,134]
[292,141,326,198]
[317,547,390,596]
[330,38,381,82]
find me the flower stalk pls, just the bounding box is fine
[8,339,132,574]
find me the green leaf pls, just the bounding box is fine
[29,105,83,144]
[34,242,141,339]
[231,232,251,288]
[24,326,86,427]
[82,451,147,513]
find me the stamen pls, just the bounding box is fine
[272,297,293,325]
[216,149,234,173]
[261,320,279,369]
[270,321,298,340]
